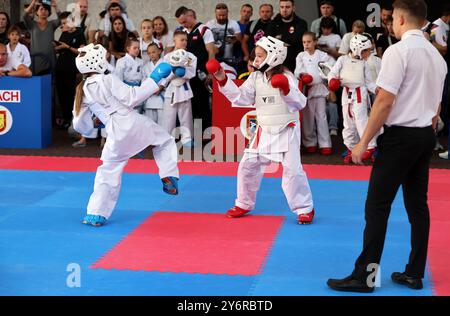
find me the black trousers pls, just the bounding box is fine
[190,76,212,130]
[352,125,435,280]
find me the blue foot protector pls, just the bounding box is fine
[162,177,179,195]
[82,214,107,227]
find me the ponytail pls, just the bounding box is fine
[74,79,86,117]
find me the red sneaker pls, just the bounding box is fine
[226,206,251,218]
[306,146,318,153]
[361,148,376,162]
[343,151,353,164]
[298,209,315,225]
[320,148,333,155]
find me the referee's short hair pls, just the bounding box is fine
[392,0,427,23]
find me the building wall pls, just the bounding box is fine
[18,0,291,29]
[0,0,11,14]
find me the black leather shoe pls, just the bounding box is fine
[391,272,423,290]
[327,275,374,293]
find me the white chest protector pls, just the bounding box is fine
[340,56,365,87]
[254,73,298,135]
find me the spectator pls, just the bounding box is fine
[237,48,255,80]
[430,4,450,57]
[295,31,334,155]
[367,3,393,41]
[162,32,198,147]
[54,11,86,129]
[317,16,341,59]
[431,4,450,155]
[98,2,137,45]
[139,19,161,64]
[266,0,308,72]
[244,4,274,57]
[421,18,433,41]
[6,26,32,67]
[177,8,216,129]
[339,20,365,55]
[66,0,98,44]
[376,15,399,57]
[0,43,32,77]
[15,5,32,50]
[108,15,136,61]
[0,11,11,44]
[153,16,175,54]
[310,0,347,38]
[142,42,165,125]
[23,0,61,75]
[237,4,253,65]
[207,3,243,68]
[316,17,341,135]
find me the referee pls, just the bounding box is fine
[327,0,447,293]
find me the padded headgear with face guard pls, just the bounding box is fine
[253,36,288,72]
[75,44,109,74]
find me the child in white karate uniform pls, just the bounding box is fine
[295,31,335,155]
[139,19,162,64]
[114,38,144,112]
[328,34,379,163]
[72,44,179,227]
[162,30,197,147]
[142,42,165,125]
[206,36,315,225]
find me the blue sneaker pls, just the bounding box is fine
[162,177,179,195]
[82,215,107,227]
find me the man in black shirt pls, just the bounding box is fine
[266,0,308,72]
[177,9,216,130]
[244,4,274,58]
[367,3,393,42]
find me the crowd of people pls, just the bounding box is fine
[0,0,449,160]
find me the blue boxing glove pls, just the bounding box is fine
[150,62,172,83]
[173,66,186,78]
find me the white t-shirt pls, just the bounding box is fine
[183,24,215,45]
[206,19,241,59]
[157,31,175,51]
[377,30,447,127]
[431,18,449,47]
[318,34,342,50]
[7,42,31,67]
[0,55,21,72]
[339,32,355,55]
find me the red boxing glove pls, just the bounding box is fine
[329,78,341,92]
[206,59,228,86]
[206,59,222,75]
[301,74,313,85]
[271,74,290,95]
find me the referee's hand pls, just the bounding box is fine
[351,142,368,165]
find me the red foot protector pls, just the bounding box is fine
[91,212,284,276]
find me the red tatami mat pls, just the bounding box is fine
[0,155,373,180]
[91,212,284,276]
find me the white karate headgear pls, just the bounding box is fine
[253,36,287,72]
[350,34,372,59]
[75,44,109,74]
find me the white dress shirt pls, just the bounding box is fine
[377,30,447,127]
